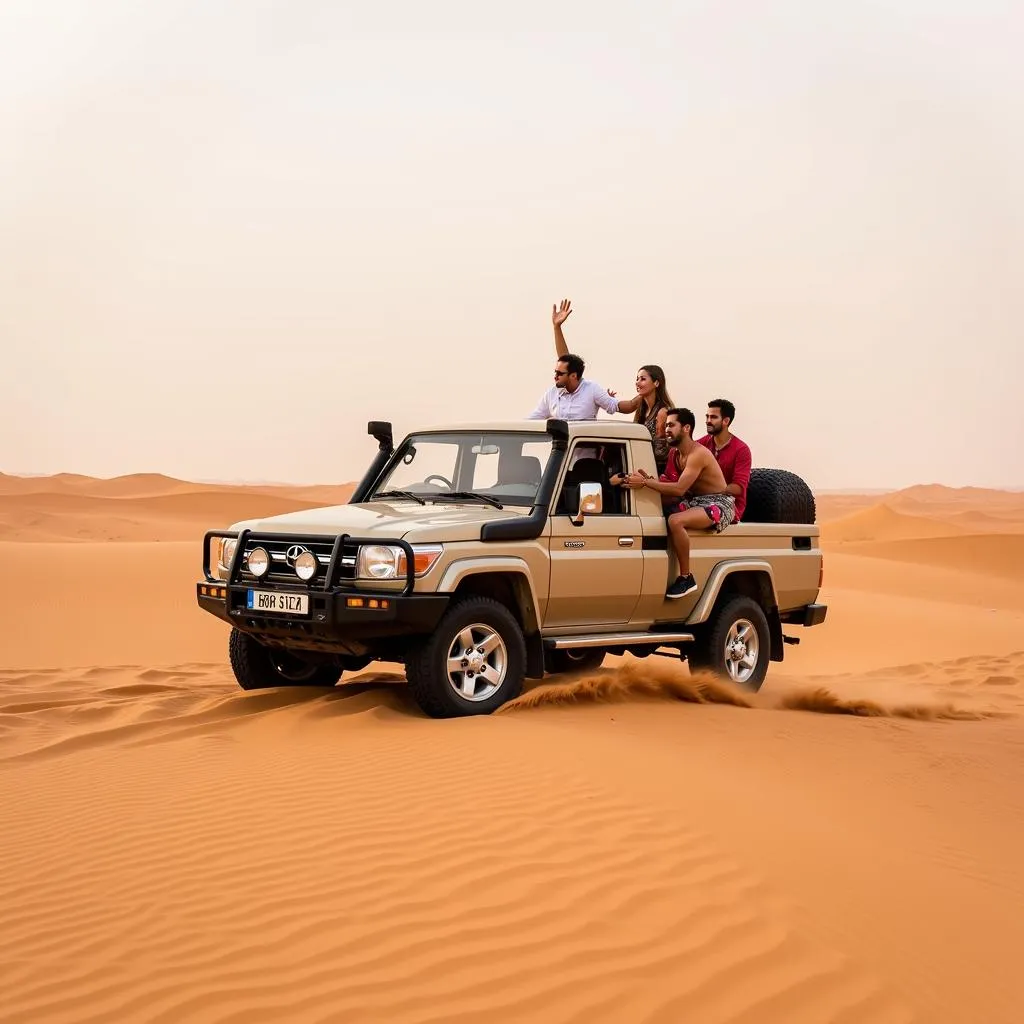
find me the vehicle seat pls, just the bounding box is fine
[557,456,610,515]
[496,454,542,489]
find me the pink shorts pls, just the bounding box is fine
[666,493,737,533]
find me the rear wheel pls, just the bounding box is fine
[405,597,526,718]
[687,596,770,691]
[546,648,606,675]
[229,629,343,690]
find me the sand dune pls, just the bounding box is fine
[0,493,322,542]
[816,484,1024,525]
[0,542,228,668]
[0,485,355,542]
[48,471,199,498]
[0,471,103,495]
[822,503,968,542]
[893,483,1024,509]
[0,471,207,496]
[0,489,323,518]
[2,654,1022,1022]
[842,533,1024,581]
[3,472,1024,1022]
[0,471,353,503]
[0,470,354,502]
[944,508,1024,530]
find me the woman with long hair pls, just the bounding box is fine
[613,364,675,470]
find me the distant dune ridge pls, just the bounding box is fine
[817,483,1024,526]
[821,503,968,542]
[0,469,355,503]
[2,470,1024,1023]
[0,472,356,542]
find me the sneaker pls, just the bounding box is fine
[666,574,698,599]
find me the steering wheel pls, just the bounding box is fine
[423,474,453,489]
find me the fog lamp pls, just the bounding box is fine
[246,546,270,577]
[294,550,317,581]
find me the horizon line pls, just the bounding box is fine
[2,470,1023,495]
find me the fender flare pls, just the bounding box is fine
[437,557,543,636]
[685,559,778,625]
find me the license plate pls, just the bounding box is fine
[246,590,309,615]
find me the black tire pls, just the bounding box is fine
[405,597,526,718]
[743,468,816,525]
[687,596,771,692]
[546,648,606,675]
[228,629,343,690]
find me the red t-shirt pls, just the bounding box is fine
[662,447,680,483]
[697,433,751,521]
[658,448,683,512]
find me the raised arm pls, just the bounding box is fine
[594,384,625,417]
[552,299,571,358]
[615,393,642,414]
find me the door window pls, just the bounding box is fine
[556,442,630,516]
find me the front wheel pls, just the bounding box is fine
[405,597,526,718]
[229,629,344,690]
[688,596,770,691]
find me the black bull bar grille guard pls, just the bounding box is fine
[201,530,417,595]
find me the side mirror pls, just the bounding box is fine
[572,481,603,525]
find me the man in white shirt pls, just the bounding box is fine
[526,351,622,422]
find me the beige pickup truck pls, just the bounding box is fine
[197,418,827,717]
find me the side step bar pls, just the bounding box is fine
[546,631,694,650]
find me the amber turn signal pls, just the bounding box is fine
[347,597,390,610]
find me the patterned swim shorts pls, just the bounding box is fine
[666,492,737,533]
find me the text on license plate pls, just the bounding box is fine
[246,590,309,615]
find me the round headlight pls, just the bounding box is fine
[219,538,237,570]
[360,544,399,579]
[246,546,270,577]
[293,549,317,581]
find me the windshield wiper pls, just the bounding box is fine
[372,489,426,506]
[432,491,505,510]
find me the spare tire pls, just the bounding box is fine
[742,468,816,525]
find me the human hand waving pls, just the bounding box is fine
[552,299,573,326]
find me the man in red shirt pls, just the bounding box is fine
[698,399,752,522]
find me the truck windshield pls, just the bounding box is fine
[370,432,553,507]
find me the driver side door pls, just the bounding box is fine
[544,441,644,627]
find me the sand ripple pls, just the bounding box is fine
[0,661,917,1022]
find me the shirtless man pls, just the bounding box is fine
[621,407,735,599]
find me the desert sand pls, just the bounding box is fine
[3,474,1024,1023]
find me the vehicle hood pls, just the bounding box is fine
[228,499,527,544]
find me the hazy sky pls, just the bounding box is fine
[2,1,1022,490]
